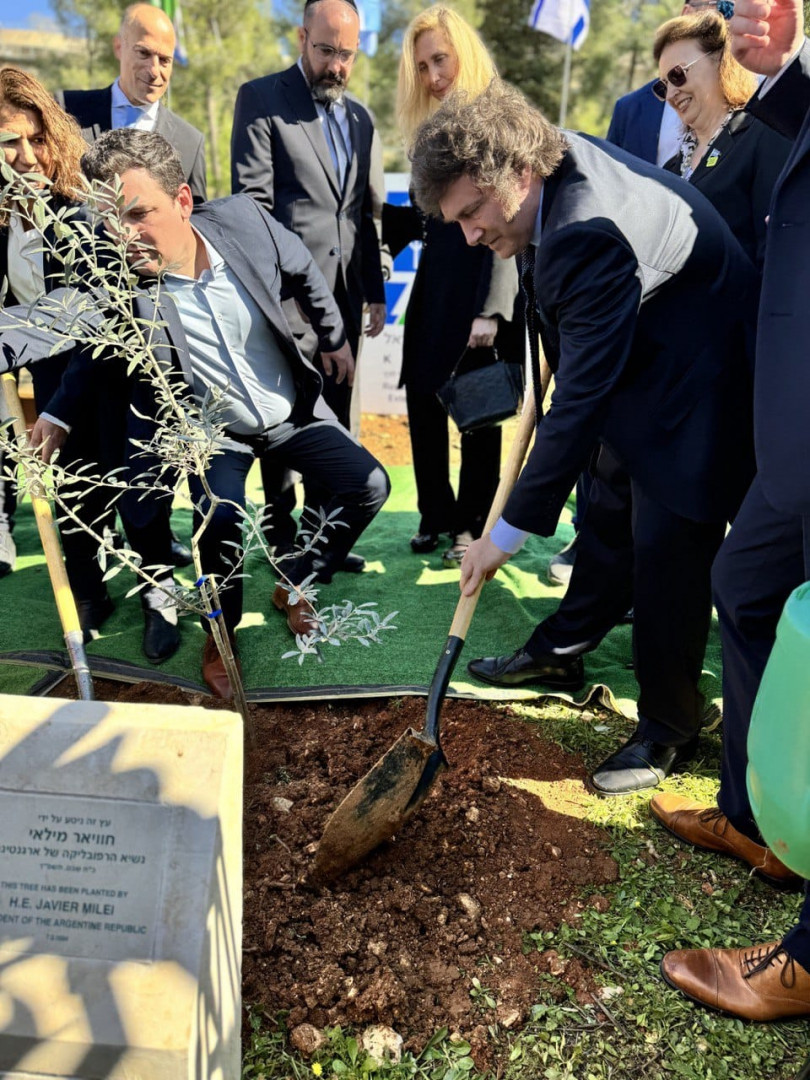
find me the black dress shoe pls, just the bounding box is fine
[76,594,115,643]
[590,731,699,796]
[142,609,180,664]
[340,551,366,573]
[170,532,193,568]
[467,648,585,690]
[410,532,440,554]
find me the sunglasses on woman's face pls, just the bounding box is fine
[652,52,711,102]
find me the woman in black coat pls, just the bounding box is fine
[654,10,791,270]
[388,5,523,568]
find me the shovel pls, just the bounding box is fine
[310,365,551,884]
[1,373,94,701]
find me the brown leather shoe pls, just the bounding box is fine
[272,583,320,638]
[202,635,242,701]
[650,793,801,890]
[661,942,810,1021]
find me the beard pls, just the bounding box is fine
[302,53,346,103]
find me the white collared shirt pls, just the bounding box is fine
[111,78,161,132]
[7,213,45,305]
[657,104,685,167]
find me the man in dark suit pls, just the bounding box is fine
[56,2,206,205]
[410,79,756,796]
[6,129,390,701]
[653,0,810,1023]
[231,0,385,569]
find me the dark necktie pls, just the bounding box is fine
[323,100,349,191]
[519,245,541,412]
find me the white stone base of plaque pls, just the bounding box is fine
[0,694,243,1080]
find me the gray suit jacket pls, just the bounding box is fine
[231,63,384,344]
[56,85,207,205]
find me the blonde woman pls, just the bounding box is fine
[384,5,522,567]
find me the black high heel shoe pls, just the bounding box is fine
[410,531,440,554]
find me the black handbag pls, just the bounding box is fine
[435,346,524,433]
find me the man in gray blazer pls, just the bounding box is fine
[232,0,385,387]
[231,0,386,569]
[57,2,207,205]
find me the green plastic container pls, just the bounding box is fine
[747,582,810,879]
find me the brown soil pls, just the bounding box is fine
[360,413,414,468]
[55,677,617,1060]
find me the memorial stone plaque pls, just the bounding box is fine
[0,694,243,1080]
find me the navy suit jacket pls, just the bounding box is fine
[745,40,810,515]
[503,134,757,537]
[231,63,384,345]
[606,80,666,164]
[56,86,207,205]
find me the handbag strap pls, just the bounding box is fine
[448,344,502,381]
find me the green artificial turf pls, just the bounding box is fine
[0,464,722,714]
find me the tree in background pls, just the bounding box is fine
[480,0,674,133]
[30,0,810,187]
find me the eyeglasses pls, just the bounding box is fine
[652,52,712,102]
[304,29,357,65]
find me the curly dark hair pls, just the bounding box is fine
[0,66,85,223]
[410,79,567,219]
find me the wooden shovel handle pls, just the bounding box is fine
[1,373,82,637]
[448,356,553,641]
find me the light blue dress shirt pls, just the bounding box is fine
[110,79,160,131]
[161,230,296,437]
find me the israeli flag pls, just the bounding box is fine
[357,0,381,58]
[528,0,590,50]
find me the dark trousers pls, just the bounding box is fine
[190,419,389,633]
[57,419,173,603]
[405,384,501,538]
[260,309,361,542]
[711,475,810,967]
[527,444,725,745]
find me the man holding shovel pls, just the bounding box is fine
[409,79,756,797]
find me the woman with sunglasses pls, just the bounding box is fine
[384,5,523,569]
[653,10,790,267]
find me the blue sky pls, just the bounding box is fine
[0,0,55,29]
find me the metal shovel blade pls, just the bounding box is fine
[307,725,447,884]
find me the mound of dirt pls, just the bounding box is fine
[59,681,617,1057]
